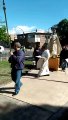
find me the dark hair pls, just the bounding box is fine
[14,42,21,48]
[42,43,48,50]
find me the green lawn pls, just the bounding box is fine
[0,61,11,85]
[0,60,33,85]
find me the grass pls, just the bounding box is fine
[0,60,33,85]
[0,61,11,85]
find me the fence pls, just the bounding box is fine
[0,49,34,61]
[0,52,9,61]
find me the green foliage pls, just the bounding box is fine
[57,19,68,36]
[51,19,68,46]
[53,19,68,46]
[0,25,9,43]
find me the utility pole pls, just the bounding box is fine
[3,0,11,51]
[3,0,8,34]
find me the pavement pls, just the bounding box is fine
[0,68,68,120]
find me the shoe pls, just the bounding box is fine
[62,69,65,72]
[12,91,19,96]
[35,74,40,78]
[44,74,50,76]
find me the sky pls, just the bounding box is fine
[0,0,68,34]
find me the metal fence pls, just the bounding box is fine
[0,52,9,61]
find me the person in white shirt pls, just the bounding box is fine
[37,43,50,77]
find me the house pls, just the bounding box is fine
[10,31,61,55]
[15,32,52,48]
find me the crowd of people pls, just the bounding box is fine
[8,42,68,95]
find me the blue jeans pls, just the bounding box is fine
[11,69,22,93]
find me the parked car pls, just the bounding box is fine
[0,46,4,53]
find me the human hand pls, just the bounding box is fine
[9,51,13,55]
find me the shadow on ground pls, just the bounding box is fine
[0,87,15,94]
[23,72,37,77]
[0,100,68,120]
[23,72,68,84]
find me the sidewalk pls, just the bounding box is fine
[0,69,68,120]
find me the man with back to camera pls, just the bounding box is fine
[9,42,25,95]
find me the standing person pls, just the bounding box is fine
[60,45,68,71]
[33,44,41,68]
[37,43,50,77]
[60,46,66,69]
[9,42,25,95]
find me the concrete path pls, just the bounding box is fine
[0,69,68,120]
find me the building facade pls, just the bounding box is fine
[16,32,52,48]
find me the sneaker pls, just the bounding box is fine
[12,91,19,96]
[35,74,40,78]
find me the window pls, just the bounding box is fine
[35,35,40,38]
[28,34,35,38]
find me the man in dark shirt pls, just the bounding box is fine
[60,45,68,70]
[9,42,25,95]
[33,44,42,68]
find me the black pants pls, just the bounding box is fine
[61,59,68,70]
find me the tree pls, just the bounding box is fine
[0,25,9,46]
[51,19,68,46]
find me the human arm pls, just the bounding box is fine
[8,51,25,64]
